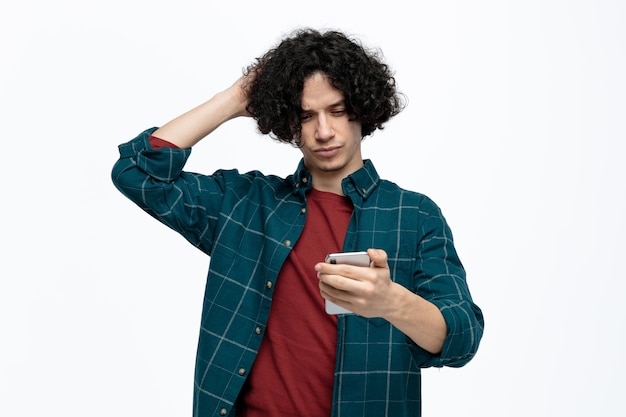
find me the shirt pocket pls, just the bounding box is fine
[387,250,415,289]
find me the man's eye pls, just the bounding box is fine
[300,114,312,122]
[332,109,347,115]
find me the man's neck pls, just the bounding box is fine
[311,176,344,195]
[306,161,364,196]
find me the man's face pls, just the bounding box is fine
[297,72,364,190]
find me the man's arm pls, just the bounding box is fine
[152,75,252,148]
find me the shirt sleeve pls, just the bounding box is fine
[409,198,484,368]
[111,128,217,254]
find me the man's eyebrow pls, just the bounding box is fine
[301,100,346,112]
[328,100,346,108]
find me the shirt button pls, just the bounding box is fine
[255,326,262,335]
[284,240,291,247]
[302,177,308,183]
[219,408,227,416]
[361,188,367,195]
[238,368,246,376]
[300,207,306,214]
[266,281,273,289]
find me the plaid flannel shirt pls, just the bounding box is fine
[112,128,484,417]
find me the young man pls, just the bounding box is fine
[112,28,484,417]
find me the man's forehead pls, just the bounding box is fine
[300,98,345,111]
[300,74,346,110]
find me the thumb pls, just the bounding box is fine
[367,248,389,269]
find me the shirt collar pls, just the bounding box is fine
[341,159,380,201]
[292,159,313,196]
[292,159,380,201]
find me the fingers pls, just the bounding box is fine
[314,248,388,287]
[367,248,389,269]
[315,249,392,317]
[316,263,368,290]
[319,277,358,313]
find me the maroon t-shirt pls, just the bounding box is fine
[237,188,353,416]
[148,135,176,149]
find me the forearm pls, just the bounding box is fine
[153,78,250,148]
[384,283,447,354]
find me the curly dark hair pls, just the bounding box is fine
[244,28,406,144]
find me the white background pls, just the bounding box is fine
[1,1,624,416]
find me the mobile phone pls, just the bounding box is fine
[324,251,371,314]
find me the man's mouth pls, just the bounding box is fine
[315,146,340,158]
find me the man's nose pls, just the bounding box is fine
[315,114,335,140]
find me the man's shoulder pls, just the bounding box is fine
[210,167,296,196]
[213,167,291,183]
[376,178,437,206]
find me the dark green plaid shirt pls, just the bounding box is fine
[112,128,484,417]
